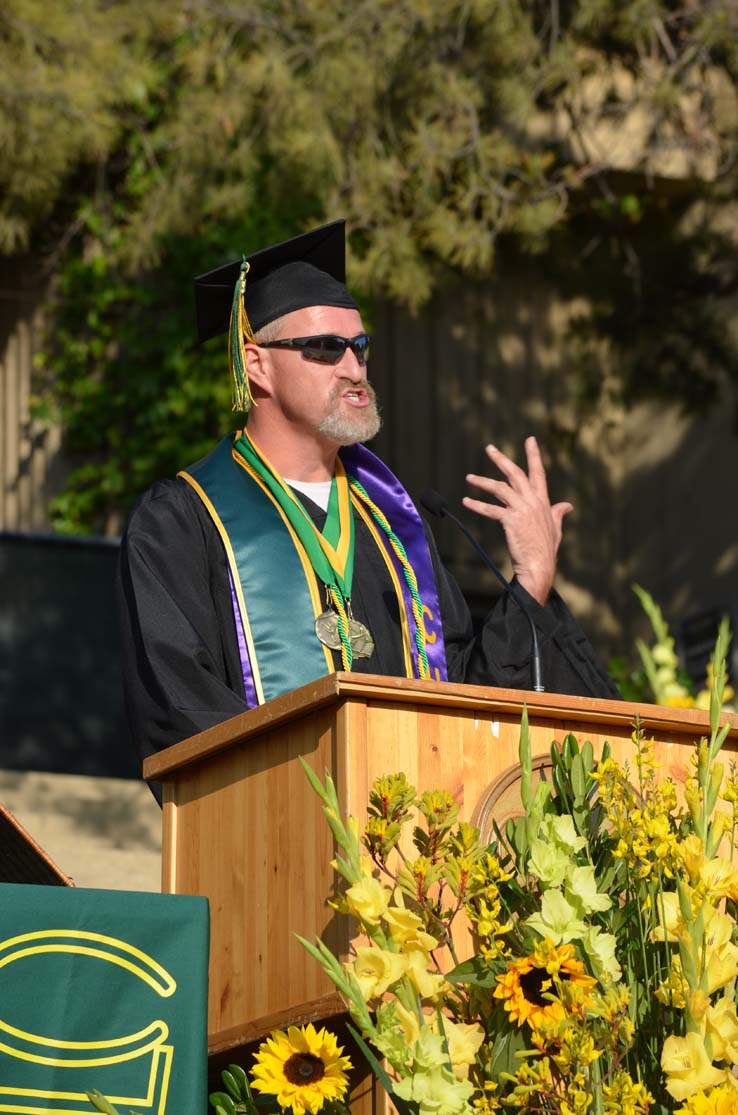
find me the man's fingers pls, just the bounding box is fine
[461,495,506,521]
[552,501,574,522]
[551,501,574,543]
[483,443,528,491]
[465,474,515,506]
[483,438,550,499]
[524,436,549,498]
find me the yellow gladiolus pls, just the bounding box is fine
[384,906,438,951]
[705,996,738,1064]
[403,943,447,1000]
[393,1001,424,1046]
[350,945,407,1001]
[344,875,391,926]
[650,891,683,942]
[699,857,738,901]
[661,1032,727,1101]
[439,1018,485,1081]
[679,835,705,882]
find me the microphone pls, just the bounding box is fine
[420,488,545,693]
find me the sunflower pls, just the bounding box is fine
[676,1083,738,1115]
[251,1023,352,1115]
[494,938,595,1029]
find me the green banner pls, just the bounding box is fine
[0,883,209,1115]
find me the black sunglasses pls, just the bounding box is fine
[259,333,370,366]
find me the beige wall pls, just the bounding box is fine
[0,770,161,892]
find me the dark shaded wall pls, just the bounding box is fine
[0,533,136,778]
[367,275,738,679]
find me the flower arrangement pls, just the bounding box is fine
[299,627,738,1115]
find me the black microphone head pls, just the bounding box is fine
[419,489,448,518]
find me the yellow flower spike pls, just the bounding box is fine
[392,1000,423,1047]
[661,1032,727,1101]
[651,891,683,942]
[704,946,738,995]
[349,944,407,1001]
[705,995,738,1064]
[680,835,705,881]
[403,942,447,1000]
[251,1024,352,1115]
[344,875,391,926]
[383,905,438,950]
[720,771,738,805]
[602,1070,654,1115]
[357,855,375,877]
[687,989,711,1022]
[469,896,513,942]
[699,855,738,900]
[438,1018,485,1081]
[656,958,688,1009]
[685,785,703,824]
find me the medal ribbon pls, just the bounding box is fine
[233,432,357,667]
[234,432,355,595]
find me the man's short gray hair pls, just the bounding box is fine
[252,318,284,345]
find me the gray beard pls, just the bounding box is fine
[317,387,382,445]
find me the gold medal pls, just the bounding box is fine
[315,610,343,651]
[315,598,374,659]
[348,617,374,659]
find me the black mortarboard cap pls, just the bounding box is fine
[194,220,358,343]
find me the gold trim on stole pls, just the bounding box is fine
[349,491,414,678]
[177,471,267,705]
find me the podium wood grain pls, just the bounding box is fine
[144,672,737,1062]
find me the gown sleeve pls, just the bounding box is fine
[422,523,620,699]
[116,479,249,774]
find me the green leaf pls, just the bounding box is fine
[209,1093,236,1115]
[86,1092,122,1115]
[226,1064,252,1100]
[487,1027,528,1078]
[571,753,586,800]
[446,954,499,988]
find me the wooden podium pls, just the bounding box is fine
[143,673,737,1067]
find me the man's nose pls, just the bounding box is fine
[337,351,365,380]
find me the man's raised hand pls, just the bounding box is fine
[462,436,572,606]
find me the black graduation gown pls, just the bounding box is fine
[117,477,619,773]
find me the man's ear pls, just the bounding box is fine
[244,342,273,397]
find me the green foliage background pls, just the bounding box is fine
[2,0,738,532]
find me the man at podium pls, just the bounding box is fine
[117,221,618,774]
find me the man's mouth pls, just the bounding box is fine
[341,381,376,408]
[343,387,369,406]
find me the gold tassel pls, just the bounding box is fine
[228,257,256,413]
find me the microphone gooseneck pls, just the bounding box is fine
[419,488,545,693]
